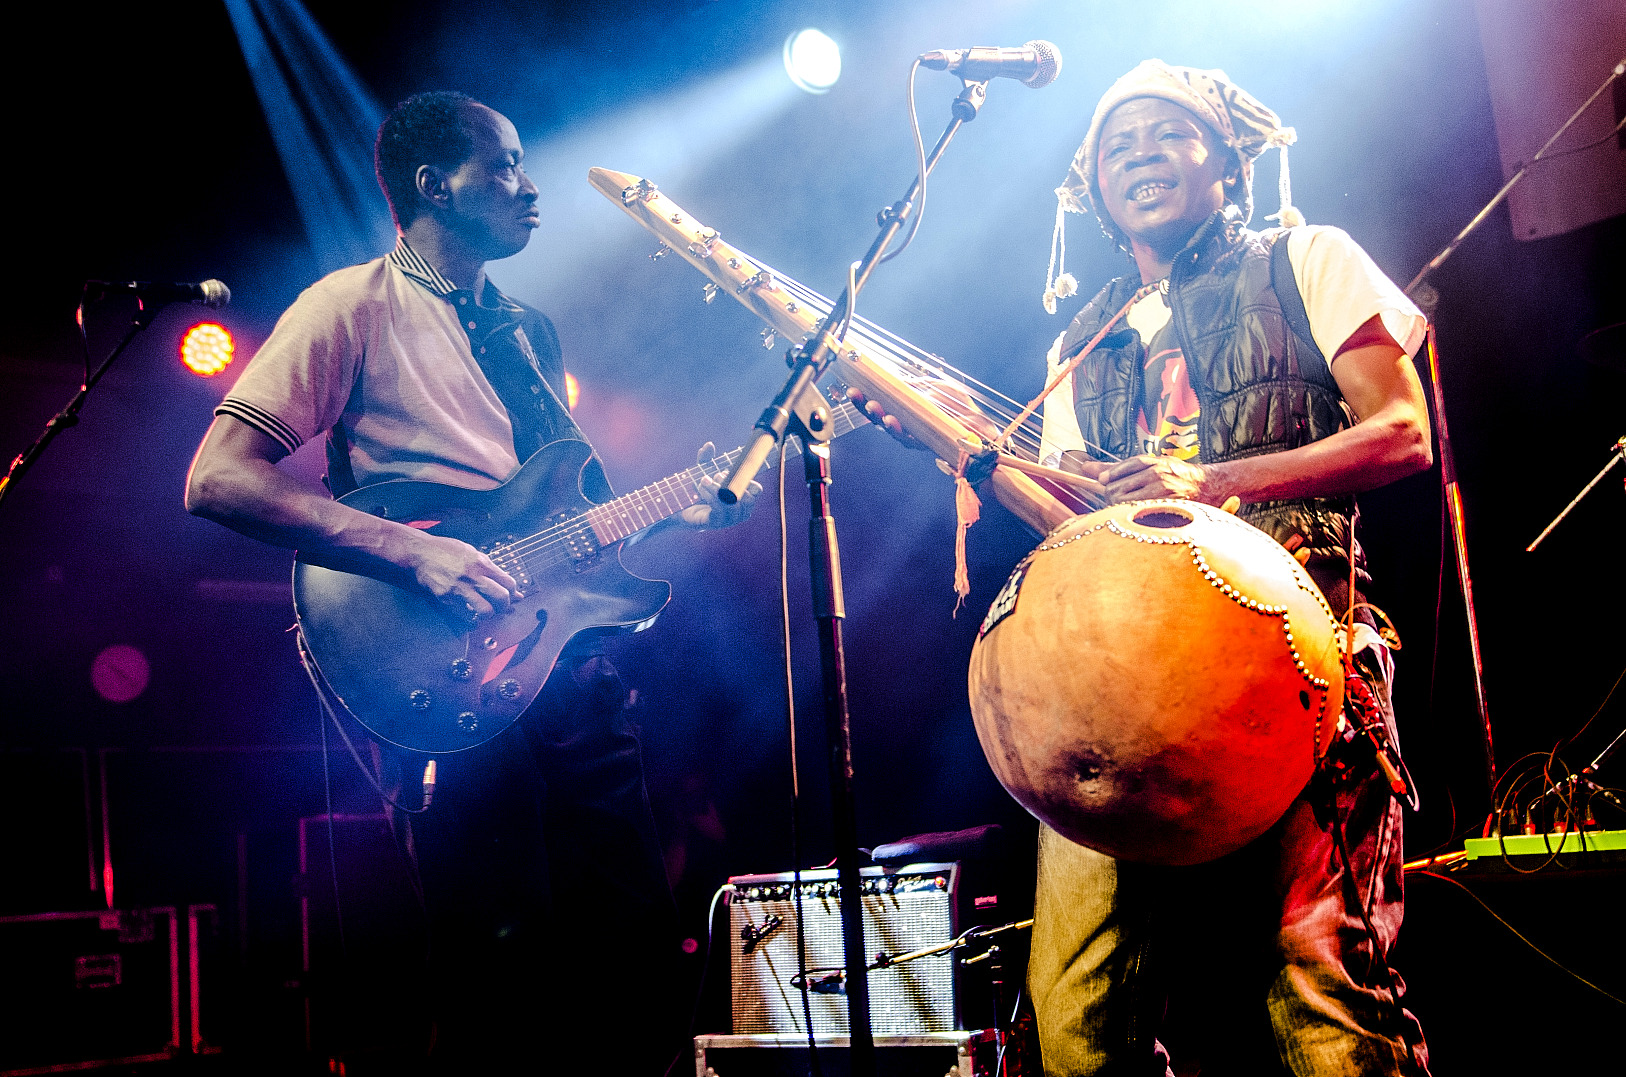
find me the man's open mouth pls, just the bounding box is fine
[1129,180,1174,203]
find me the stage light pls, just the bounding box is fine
[565,370,580,411]
[181,322,235,376]
[784,28,841,94]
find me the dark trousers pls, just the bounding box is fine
[1028,647,1430,1076]
[393,651,680,1075]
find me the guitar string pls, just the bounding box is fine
[497,394,1044,579]
[773,275,1049,460]
[487,274,1061,575]
[490,404,871,574]
[497,374,1047,576]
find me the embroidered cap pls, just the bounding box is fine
[1043,60,1303,314]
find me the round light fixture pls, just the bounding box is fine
[181,322,235,376]
[784,28,841,94]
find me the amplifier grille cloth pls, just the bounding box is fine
[730,877,955,1035]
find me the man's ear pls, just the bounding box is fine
[1222,153,1243,200]
[414,164,450,212]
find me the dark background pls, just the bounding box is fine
[2,0,1624,1071]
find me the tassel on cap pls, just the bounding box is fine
[1043,191,1079,314]
[1264,130,1306,228]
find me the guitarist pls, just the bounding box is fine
[186,91,752,1073]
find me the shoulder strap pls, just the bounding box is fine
[1269,229,1326,369]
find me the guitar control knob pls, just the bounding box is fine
[449,659,473,682]
[456,712,479,734]
[409,690,432,711]
[497,679,521,700]
[482,637,498,650]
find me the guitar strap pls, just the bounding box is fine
[324,419,361,498]
[321,292,606,501]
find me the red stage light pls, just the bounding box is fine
[565,370,580,411]
[181,322,235,376]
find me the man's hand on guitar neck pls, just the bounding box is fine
[681,441,759,530]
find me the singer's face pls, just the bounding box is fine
[1095,98,1236,265]
[441,105,540,261]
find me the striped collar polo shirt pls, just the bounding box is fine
[217,237,598,498]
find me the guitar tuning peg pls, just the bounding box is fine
[688,229,719,258]
[621,178,659,205]
[702,283,719,305]
[761,327,777,350]
[650,242,672,262]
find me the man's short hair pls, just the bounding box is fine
[374,90,481,229]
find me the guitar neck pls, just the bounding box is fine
[585,399,867,545]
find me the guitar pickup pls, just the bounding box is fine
[547,513,602,568]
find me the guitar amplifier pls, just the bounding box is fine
[729,863,962,1035]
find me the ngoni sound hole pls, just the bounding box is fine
[1132,507,1194,529]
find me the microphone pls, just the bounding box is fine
[919,40,1062,88]
[87,279,232,310]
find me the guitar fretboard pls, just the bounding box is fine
[584,399,867,546]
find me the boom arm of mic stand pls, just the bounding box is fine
[1525,438,1626,551]
[1406,57,1624,298]
[720,79,989,502]
[1403,59,1626,797]
[0,295,166,510]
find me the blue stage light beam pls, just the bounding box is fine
[223,0,395,275]
[488,56,798,307]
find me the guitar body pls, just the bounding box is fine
[292,439,670,753]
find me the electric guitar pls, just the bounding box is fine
[292,399,868,753]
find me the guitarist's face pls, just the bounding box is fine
[440,104,541,262]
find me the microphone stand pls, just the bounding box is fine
[719,78,990,1077]
[1401,55,1626,803]
[0,290,169,510]
[1525,435,1626,552]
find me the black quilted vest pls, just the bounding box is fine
[1060,210,1365,585]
